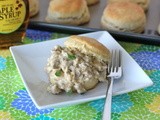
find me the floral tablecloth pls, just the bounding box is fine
[0,29,160,120]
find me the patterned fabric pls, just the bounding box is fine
[0,29,160,120]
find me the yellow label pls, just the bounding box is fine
[0,0,26,34]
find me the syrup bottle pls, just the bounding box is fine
[0,0,29,48]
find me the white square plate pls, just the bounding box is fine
[10,31,153,109]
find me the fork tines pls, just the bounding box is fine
[107,49,122,78]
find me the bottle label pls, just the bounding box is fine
[0,0,26,34]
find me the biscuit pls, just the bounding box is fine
[46,36,110,94]
[29,0,39,17]
[64,35,110,62]
[45,0,90,25]
[64,35,110,91]
[86,0,99,5]
[101,2,146,33]
[108,0,149,11]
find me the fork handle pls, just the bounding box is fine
[102,78,113,120]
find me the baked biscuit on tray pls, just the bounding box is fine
[101,2,146,33]
[45,0,90,25]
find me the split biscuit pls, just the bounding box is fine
[46,35,110,94]
[64,35,110,62]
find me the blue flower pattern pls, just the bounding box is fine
[26,29,52,41]
[130,50,160,70]
[144,71,160,93]
[31,115,56,120]
[12,90,54,115]
[0,57,6,70]
[89,94,133,114]
[112,94,133,113]
[89,99,105,112]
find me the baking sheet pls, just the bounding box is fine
[29,0,160,45]
[31,0,107,29]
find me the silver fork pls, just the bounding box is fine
[102,50,122,120]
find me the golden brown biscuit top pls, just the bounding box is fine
[49,0,86,14]
[64,35,110,62]
[108,0,149,11]
[104,2,145,23]
[108,0,148,3]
